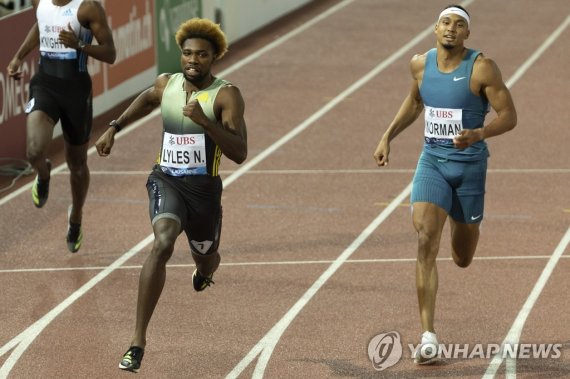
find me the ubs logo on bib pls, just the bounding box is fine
[435,110,454,118]
[429,108,454,119]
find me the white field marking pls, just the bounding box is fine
[213,0,356,76]
[220,29,442,189]
[483,227,570,379]
[1,255,568,274]
[505,14,570,89]
[226,168,570,174]
[0,235,155,373]
[0,0,356,209]
[225,182,413,379]
[486,169,570,174]
[64,169,416,175]
[56,168,570,176]
[0,3,355,375]
[484,13,570,379]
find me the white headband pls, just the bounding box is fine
[438,7,470,27]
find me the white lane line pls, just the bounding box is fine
[483,227,570,379]
[221,27,436,189]
[505,14,570,89]
[63,169,417,175]
[55,168,570,176]
[483,13,570,379]
[0,235,154,373]
[2,255,568,274]
[0,0,356,209]
[226,183,413,379]
[0,2,356,375]
[217,0,356,76]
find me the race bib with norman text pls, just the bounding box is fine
[424,106,463,144]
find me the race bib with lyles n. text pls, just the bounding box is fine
[160,132,207,176]
[424,106,463,144]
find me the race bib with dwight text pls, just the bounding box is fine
[424,106,463,144]
[159,132,207,176]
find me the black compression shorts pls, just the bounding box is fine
[26,70,93,145]
[146,166,223,255]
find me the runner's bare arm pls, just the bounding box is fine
[7,0,41,78]
[454,57,517,148]
[478,57,517,139]
[96,74,169,156]
[76,0,116,63]
[373,54,425,166]
[7,22,40,80]
[183,85,248,164]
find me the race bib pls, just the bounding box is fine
[160,132,206,175]
[39,25,78,60]
[424,106,463,144]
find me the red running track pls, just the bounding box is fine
[1,0,569,378]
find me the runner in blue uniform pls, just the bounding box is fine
[95,18,248,373]
[373,5,517,364]
[7,0,116,252]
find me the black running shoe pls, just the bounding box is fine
[119,346,144,372]
[192,269,214,292]
[31,159,51,208]
[66,206,83,253]
[66,222,83,253]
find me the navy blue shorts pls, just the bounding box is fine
[411,152,487,224]
[146,166,223,255]
[26,71,92,145]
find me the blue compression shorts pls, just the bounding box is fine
[410,152,487,224]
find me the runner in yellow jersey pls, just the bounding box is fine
[95,18,248,373]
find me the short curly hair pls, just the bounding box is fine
[175,18,228,60]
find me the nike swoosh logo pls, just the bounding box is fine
[471,215,482,221]
[453,76,466,81]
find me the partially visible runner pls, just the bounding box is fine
[7,0,116,252]
[373,5,516,365]
[95,18,248,373]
